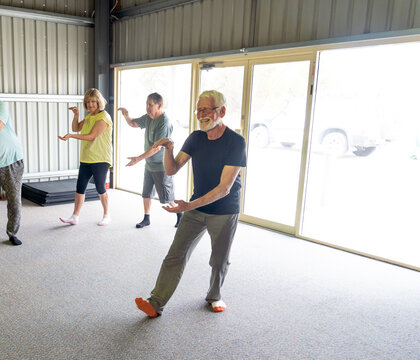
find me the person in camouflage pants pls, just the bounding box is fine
[0,101,24,246]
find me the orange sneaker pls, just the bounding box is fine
[135,297,158,317]
[211,300,226,312]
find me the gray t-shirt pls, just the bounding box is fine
[134,112,173,172]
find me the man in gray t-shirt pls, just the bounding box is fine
[118,93,182,228]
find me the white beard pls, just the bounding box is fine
[198,117,217,132]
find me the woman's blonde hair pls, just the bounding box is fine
[83,88,107,111]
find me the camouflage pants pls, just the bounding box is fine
[0,160,24,237]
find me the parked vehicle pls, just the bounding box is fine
[249,100,392,157]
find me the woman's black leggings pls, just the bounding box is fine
[76,162,110,195]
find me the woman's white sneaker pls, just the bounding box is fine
[59,215,79,225]
[98,215,110,226]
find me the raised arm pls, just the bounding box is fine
[118,107,139,128]
[153,138,191,175]
[69,107,84,132]
[0,120,4,132]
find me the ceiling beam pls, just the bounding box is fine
[114,0,201,20]
[0,4,94,27]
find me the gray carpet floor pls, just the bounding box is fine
[0,189,419,360]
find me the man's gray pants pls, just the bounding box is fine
[0,160,24,237]
[149,209,239,314]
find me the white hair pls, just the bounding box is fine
[198,90,226,107]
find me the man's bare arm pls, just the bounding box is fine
[126,145,164,167]
[153,138,191,175]
[0,120,4,132]
[118,107,139,128]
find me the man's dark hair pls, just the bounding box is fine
[147,92,163,105]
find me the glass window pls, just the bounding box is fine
[302,42,420,267]
[116,64,191,201]
[244,61,311,225]
[199,66,244,130]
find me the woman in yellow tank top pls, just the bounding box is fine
[58,88,113,226]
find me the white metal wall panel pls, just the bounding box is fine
[47,22,58,94]
[6,102,80,177]
[0,0,94,17]
[0,13,94,180]
[0,17,94,94]
[114,0,420,64]
[36,21,48,93]
[4,101,82,177]
[13,18,25,93]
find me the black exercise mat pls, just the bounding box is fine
[22,179,99,206]
[22,179,97,196]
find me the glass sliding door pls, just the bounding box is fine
[243,60,311,227]
[115,64,191,201]
[301,42,420,268]
[199,65,244,131]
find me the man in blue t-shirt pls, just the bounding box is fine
[0,101,24,246]
[134,90,247,317]
[118,93,182,229]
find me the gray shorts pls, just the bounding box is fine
[142,169,175,204]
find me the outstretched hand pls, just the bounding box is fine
[68,107,79,115]
[58,134,71,141]
[162,200,189,213]
[126,156,141,167]
[118,107,129,117]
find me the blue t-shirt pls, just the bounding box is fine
[181,127,247,215]
[135,113,173,172]
[0,101,23,168]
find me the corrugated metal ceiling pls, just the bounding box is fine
[113,0,420,63]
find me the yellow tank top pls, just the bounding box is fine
[80,110,113,165]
